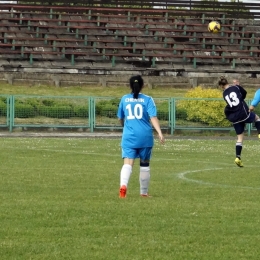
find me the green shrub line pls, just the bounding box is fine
[10,97,172,120]
[0,89,233,127]
[13,98,90,119]
[178,87,232,127]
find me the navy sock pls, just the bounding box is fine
[236,142,242,159]
[255,121,260,134]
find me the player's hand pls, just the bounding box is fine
[249,105,254,112]
[158,134,165,144]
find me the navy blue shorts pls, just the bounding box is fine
[233,112,256,135]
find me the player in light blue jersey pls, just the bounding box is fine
[249,89,260,111]
[117,75,165,198]
[249,86,260,139]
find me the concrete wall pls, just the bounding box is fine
[0,71,260,89]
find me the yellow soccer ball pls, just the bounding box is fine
[208,21,221,34]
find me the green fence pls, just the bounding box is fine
[9,95,92,132]
[0,95,257,135]
[0,95,10,129]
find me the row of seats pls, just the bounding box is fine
[0,5,260,70]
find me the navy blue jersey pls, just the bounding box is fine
[117,93,157,148]
[223,85,249,124]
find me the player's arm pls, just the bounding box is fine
[119,118,124,127]
[147,97,165,144]
[150,117,165,144]
[117,98,125,126]
[249,89,260,111]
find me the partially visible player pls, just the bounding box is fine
[249,88,260,115]
[117,75,164,198]
[219,77,260,167]
[233,79,260,138]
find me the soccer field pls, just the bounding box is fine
[1,137,260,259]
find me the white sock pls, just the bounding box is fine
[139,167,150,195]
[120,164,132,187]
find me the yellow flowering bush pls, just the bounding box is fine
[177,86,231,127]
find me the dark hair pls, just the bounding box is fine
[218,76,229,87]
[129,75,144,99]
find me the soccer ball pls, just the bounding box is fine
[208,21,221,34]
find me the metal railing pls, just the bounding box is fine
[1,1,260,19]
[0,94,258,135]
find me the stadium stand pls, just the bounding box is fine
[0,0,260,86]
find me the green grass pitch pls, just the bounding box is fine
[1,137,260,259]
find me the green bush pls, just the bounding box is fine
[74,105,89,118]
[26,98,42,108]
[95,100,108,115]
[55,106,74,118]
[38,106,55,117]
[97,98,119,117]
[15,104,35,118]
[176,107,187,120]
[42,99,56,107]
[38,106,74,118]
[0,97,7,103]
[100,104,118,118]
[13,97,92,119]
[157,102,169,120]
[178,86,231,127]
[0,100,7,116]
[108,98,120,106]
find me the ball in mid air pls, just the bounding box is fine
[208,21,221,34]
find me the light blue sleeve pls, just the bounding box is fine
[147,97,157,117]
[251,89,260,107]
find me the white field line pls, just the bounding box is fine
[177,168,260,190]
[3,146,258,167]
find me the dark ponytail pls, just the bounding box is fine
[129,75,144,99]
[218,76,229,87]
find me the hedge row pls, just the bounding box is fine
[0,91,230,127]
[1,98,173,120]
[0,98,90,119]
[177,87,231,127]
[14,104,90,119]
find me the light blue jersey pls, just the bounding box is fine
[251,89,260,107]
[117,93,157,148]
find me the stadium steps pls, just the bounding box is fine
[0,7,260,72]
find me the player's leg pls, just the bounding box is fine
[119,148,136,198]
[234,113,259,167]
[253,113,260,138]
[139,147,152,196]
[244,112,260,138]
[235,133,244,167]
[233,123,244,167]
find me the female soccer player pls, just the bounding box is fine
[219,77,260,167]
[249,88,260,118]
[117,75,165,198]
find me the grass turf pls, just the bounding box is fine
[1,137,260,259]
[0,83,258,99]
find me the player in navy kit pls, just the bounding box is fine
[219,77,260,167]
[117,75,165,198]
